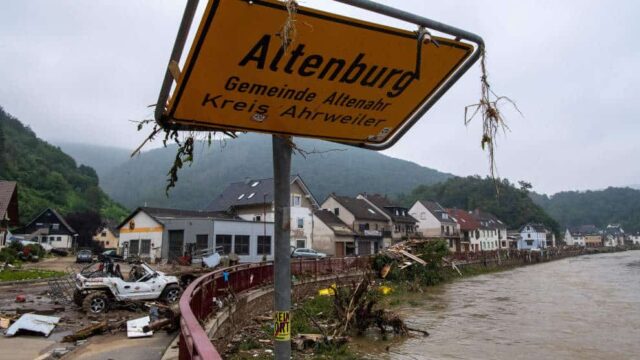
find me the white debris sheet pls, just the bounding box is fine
[203,252,221,268]
[6,314,60,337]
[127,316,153,338]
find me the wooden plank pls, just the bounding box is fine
[399,250,427,265]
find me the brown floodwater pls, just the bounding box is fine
[353,251,640,360]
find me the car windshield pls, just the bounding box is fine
[79,250,91,255]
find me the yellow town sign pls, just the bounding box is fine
[161,0,475,146]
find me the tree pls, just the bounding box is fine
[65,211,103,250]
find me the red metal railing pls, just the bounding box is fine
[178,257,371,360]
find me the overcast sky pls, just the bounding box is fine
[1,0,638,195]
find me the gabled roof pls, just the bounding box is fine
[118,207,240,229]
[568,224,600,236]
[0,180,18,224]
[470,209,505,230]
[205,175,318,211]
[358,194,417,224]
[519,223,549,233]
[331,195,387,222]
[418,200,456,224]
[447,209,480,231]
[22,208,76,234]
[314,209,356,236]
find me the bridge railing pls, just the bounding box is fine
[178,256,371,360]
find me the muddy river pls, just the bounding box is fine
[354,251,640,360]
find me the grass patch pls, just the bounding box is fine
[0,269,64,282]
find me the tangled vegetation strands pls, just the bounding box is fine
[464,50,522,187]
[278,0,299,52]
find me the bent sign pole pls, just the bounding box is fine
[154,1,483,359]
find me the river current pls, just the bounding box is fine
[354,251,640,360]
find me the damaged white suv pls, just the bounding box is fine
[74,262,182,314]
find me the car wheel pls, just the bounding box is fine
[161,284,182,304]
[82,292,109,314]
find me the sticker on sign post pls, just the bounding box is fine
[274,311,290,341]
[160,0,479,149]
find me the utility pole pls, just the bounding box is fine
[272,135,292,359]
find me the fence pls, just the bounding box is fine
[178,256,371,360]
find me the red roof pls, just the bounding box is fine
[446,209,480,231]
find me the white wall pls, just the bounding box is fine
[409,201,441,236]
[119,211,164,262]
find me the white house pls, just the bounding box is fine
[357,194,417,243]
[409,200,459,239]
[629,232,640,245]
[564,228,586,247]
[604,224,625,247]
[470,210,507,251]
[206,175,318,249]
[518,223,550,250]
[13,208,77,249]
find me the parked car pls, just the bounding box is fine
[76,249,93,263]
[291,248,327,259]
[98,249,124,262]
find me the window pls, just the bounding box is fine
[420,212,426,220]
[247,192,255,199]
[257,236,271,255]
[234,235,250,255]
[52,223,60,231]
[101,231,107,237]
[254,215,261,222]
[140,239,151,255]
[296,239,306,249]
[292,195,301,207]
[106,241,110,246]
[237,194,245,200]
[367,208,376,214]
[297,218,304,229]
[49,236,54,242]
[528,234,531,239]
[196,234,208,250]
[216,235,232,254]
[57,236,62,242]
[251,181,260,187]
[129,239,140,255]
[334,208,339,216]
[526,240,534,246]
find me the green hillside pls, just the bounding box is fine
[93,133,453,210]
[531,187,640,232]
[399,176,560,235]
[0,107,128,223]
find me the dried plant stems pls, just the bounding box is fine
[465,50,522,184]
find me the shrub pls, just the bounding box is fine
[0,247,18,264]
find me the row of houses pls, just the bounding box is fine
[115,175,560,263]
[565,224,640,247]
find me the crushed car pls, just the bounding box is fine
[73,261,182,314]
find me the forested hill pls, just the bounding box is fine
[399,176,560,235]
[89,133,453,210]
[0,107,128,223]
[530,187,640,232]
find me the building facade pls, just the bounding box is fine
[206,175,318,249]
[13,208,77,249]
[312,209,356,257]
[118,207,275,263]
[517,223,550,250]
[357,193,417,243]
[93,224,120,250]
[0,181,19,248]
[321,195,389,255]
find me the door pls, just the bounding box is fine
[335,242,345,258]
[357,240,371,256]
[129,239,140,257]
[168,230,184,260]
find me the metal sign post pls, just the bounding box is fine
[272,135,292,358]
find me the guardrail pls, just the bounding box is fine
[178,256,371,360]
